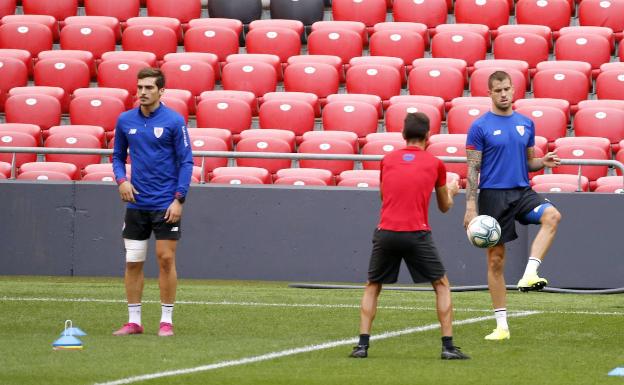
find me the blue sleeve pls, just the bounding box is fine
[174,117,194,198]
[527,119,535,148]
[466,120,484,152]
[112,116,128,184]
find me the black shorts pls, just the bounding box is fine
[122,208,181,241]
[368,229,446,284]
[478,187,550,244]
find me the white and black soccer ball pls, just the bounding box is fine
[466,215,501,248]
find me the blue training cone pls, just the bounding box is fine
[53,320,83,350]
[61,326,87,337]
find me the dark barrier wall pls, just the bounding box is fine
[0,181,622,288]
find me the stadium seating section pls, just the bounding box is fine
[0,0,622,191]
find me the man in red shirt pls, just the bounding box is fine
[350,112,469,360]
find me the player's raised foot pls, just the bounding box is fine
[113,322,144,336]
[441,346,470,360]
[484,327,510,341]
[158,322,174,337]
[517,274,548,292]
[349,345,368,358]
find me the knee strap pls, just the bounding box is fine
[124,239,148,262]
[521,203,553,225]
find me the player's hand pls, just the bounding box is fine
[164,200,183,224]
[464,208,477,229]
[446,179,460,197]
[542,150,561,168]
[119,181,138,203]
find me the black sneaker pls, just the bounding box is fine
[349,344,368,358]
[441,346,470,360]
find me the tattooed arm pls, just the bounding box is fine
[463,149,482,229]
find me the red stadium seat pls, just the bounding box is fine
[455,0,510,31]
[38,50,95,79]
[235,137,293,174]
[275,168,333,185]
[428,133,468,145]
[284,62,339,100]
[578,0,624,39]
[555,34,611,76]
[298,138,355,175]
[596,175,624,189]
[0,123,41,144]
[350,56,407,86]
[369,29,425,67]
[274,176,328,186]
[311,20,367,44]
[332,0,387,30]
[338,178,380,187]
[307,28,363,64]
[126,16,181,42]
[160,60,215,97]
[258,99,315,140]
[392,0,447,30]
[345,64,401,103]
[0,0,15,19]
[447,104,489,134]
[514,97,570,121]
[426,142,468,182]
[34,58,90,98]
[0,22,52,56]
[408,65,465,107]
[361,139,405,170]
[516,0,572,35]
[249,19,304,36]
[450,96,492,108]
[434,23,491,49]
[245,27,301,63]
[221,61,277,99]
[532,69,590,110]
[431,30,487,68]
[554,136,611,155]
[44,132,102,171]
[286,54,344,82]
[0,57,27,111]
[0,48,32,75]
[515,106,567,149]
[188,127,233,150]
[536,60,592,86]
[64,16,121,41]
[59,24,115,59]
[322,101,379,144]
[573,108,624,151]
[73,87,132,110]
[147,0,201,24]
[577,99,624,111]
[100,50,157,68]
[240,129,296,151]
[372,21,428,45]
[199,90,258,116]
[302,131,359,152]
[326,93,383,118]
[338,169,381,187]
[2,14,58,41]
[497,24,553,49]
[84,0,140,22]
[159,96,189,123]
[553,144,609,189]
[69,95,125,138]
[5,93,61,130]
[188,17,242,34]
[81,171,117,182]
[493,33,549,71]
[385,102,442,135]
[0,160,11,178]
[17,170,72,181]
[226,53,282,81]
[196,98,252,136]
[188,135,228,180]
[594,184,624,193]
[97,58,151,95]
[559,26,615,52]
[532,182,579,192]
[162,88,195,115]
[48,125,105,147]
[389,95,446,121]
[164,52,220,82]
[121,25,177,60]
[367,132,405,143]
[20,161,78,180]
[617,144,624,175]
[531,173,589,191]
[0,131,37,166]
[184,25,239,63]
[22,0,77,21]
[262,91,320,118]
[412,57,469,81]
[211,166,270,184]
[596,70,624,101]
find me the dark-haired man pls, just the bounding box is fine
[112,67,193,337]
[350,112,469,360]
[464,70,562,341]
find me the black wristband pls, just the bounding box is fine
[175,196,186,204]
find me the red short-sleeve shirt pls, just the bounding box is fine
[378,146,447,231]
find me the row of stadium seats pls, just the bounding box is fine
[1,0,623,36]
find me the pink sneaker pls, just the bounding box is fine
[112,322,144,336]
[158,322,174,337]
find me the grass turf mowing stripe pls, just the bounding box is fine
[2,296,624,316]
[93,311,539,385]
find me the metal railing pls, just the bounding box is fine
[1,147,623,191]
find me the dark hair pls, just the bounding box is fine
[403,112,430,141]
[137,67,165,89]
[488,70,512,90]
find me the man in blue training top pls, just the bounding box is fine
[464,71,562,341]
[112,67,193,337]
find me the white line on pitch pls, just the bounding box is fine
[2,296,623,316]
[93,311,539,385]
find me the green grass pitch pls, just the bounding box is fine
[1,276,622,385]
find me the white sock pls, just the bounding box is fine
[523,257,542,276]
[128,303,141,325]
[161,304,174,324]
[494,308,508,330]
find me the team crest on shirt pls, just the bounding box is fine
[154,127,164,138]
[516,125,525,136]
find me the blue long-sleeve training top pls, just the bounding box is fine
[112,103,193,211]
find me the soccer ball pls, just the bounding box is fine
[466,215,501,248]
